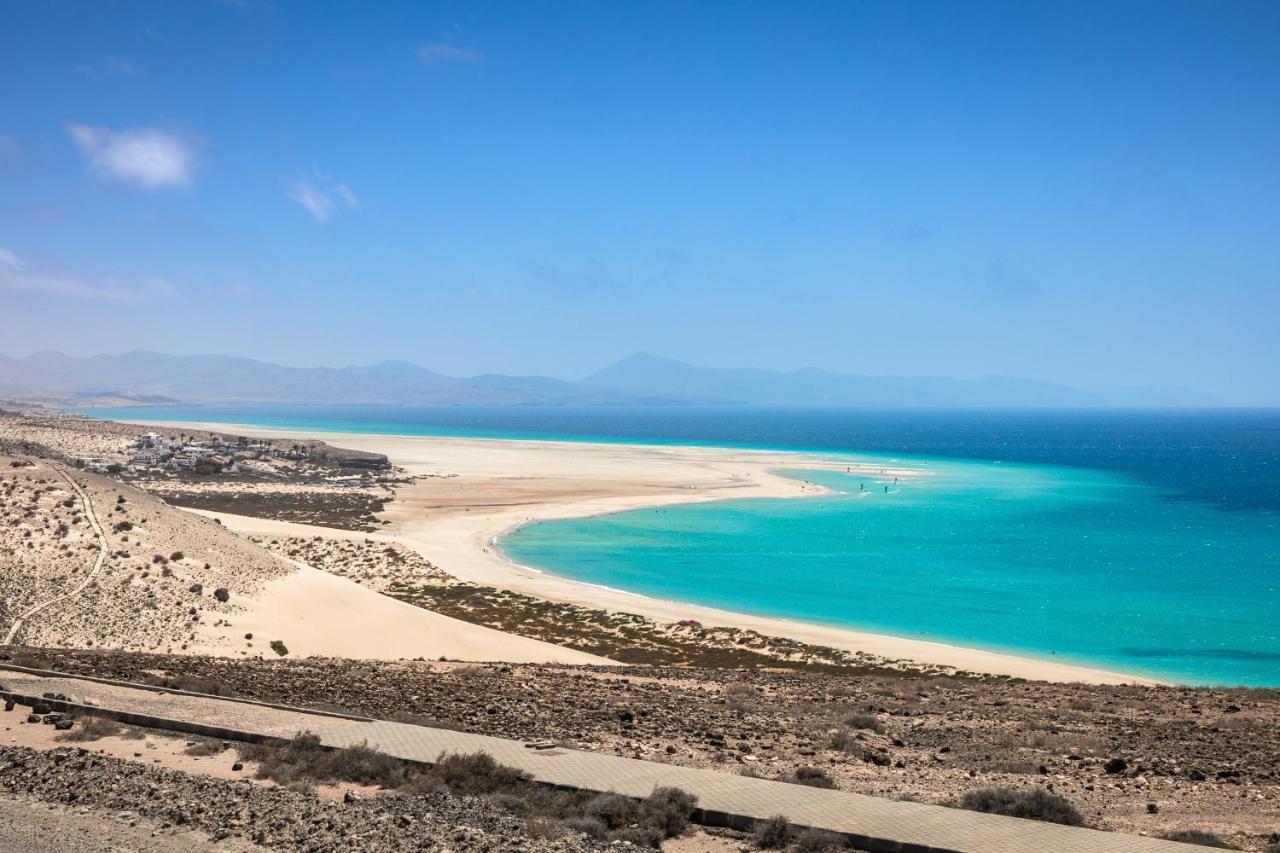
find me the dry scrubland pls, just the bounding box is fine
[0,455,289,651]
[10,648,1280,852]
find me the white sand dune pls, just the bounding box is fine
[193,552,608,665]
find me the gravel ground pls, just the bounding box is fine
[0,793,265,853]
[0,744,618,852]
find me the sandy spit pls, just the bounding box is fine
[129,419,1156,685]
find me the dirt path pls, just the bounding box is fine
[2,465,109,645]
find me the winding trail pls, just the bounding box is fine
[2,464,109,645]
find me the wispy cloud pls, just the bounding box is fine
[981,251,1040,302]
[0,248,175,302]
[417,43,481,64]
[0,135,20,173]
[66,123,196,188]
[75,57,141,77]
[286,173,359,223]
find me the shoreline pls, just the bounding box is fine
[122,417,1158,685]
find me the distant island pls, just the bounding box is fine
[0,350,1214,408]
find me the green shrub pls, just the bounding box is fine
[270,640,288,656]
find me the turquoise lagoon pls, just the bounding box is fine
[505,456,1279,685]
[83,406,1280,685]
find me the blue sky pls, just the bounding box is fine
[2,1,1278,402]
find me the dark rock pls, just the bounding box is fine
[1103,757,1128,774]
[54,719,74,731]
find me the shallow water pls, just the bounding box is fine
[85,405,1280,684]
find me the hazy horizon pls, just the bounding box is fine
[4,2,1279,404]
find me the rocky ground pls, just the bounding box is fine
[0,456,290,652]
[0,744,622,852]
[0,793,267,853]
[8,648,1278,851]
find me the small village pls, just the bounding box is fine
[72,431,310,477]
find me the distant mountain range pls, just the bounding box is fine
[0,350,1214,408]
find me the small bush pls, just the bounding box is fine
[240,733,407,789]
[609,825,664,848]
[185,739,224,756]
[112,521,133,532]
[586,793,639,830]
[270,640,289,656]
[753,815,791,849]
[427,751,531,796]
[170,551,184,561]
[1160,830,1237,849]
[213,587,230,603]
[958,787,1084,827]
[640,786,697,837]
[138,674,235,697]
[786,766,836,789]
[794,828,843,852]
[56,715,123,742]
[843,712,884,733]
[561,816,608,840]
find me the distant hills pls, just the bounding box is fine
[0,349,1214,408]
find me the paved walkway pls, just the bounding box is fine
[0,666,1212,853]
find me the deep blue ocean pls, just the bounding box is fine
[84,405,1280,685]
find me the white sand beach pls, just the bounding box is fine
[132,420,1155,685]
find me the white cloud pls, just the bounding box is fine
[66,123,195,188]
[417,43,481,64]
[286,173,359,223]
[0,248,175,302]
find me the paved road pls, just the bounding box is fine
[0,667,1215,853]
